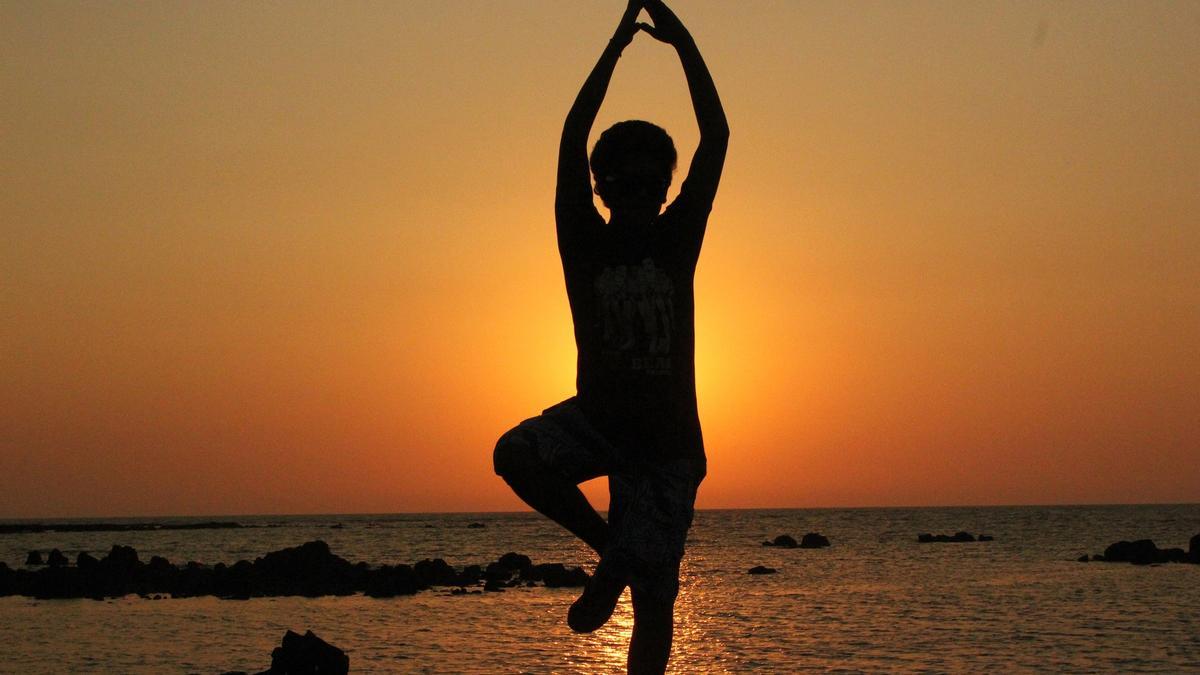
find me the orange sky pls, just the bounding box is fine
[3,1,1198,518]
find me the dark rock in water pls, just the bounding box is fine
[747,565,777,575]
[1103,539,1163,565]
[1162,548,1188,563]
[3,538,593,601]
[414,558,458,587]
[1076,555,1089,563]
[1088,536,1200,566]
[496,552,532,573]
[25,551,43,566]
[364,564,420,598]
[762,535,798,548]
[330,524,344,529]
[483,579,506,592]
[467,522,486,529]
[103,544,139,570]
[538,564,589,588]
[265,630,348,675]
[978,534,995,542]
[799,533,831,548]
[255,540,361,597]
[918,532,976,543]
[46,549,68,568]
[484,562,513,583]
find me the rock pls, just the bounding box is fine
[264,630,348,675]
[1191,534,1200,563]
[747,566,777,575]
[46,549,68,568]
[25,551,43,566]
[77,552,99,570]
[102,544,139,570]
[252,540,357,596]
[1162,548,1188,563]
[762,535,798,548]
[978,534,994,542]
[918,532,976,543]
[1077,555,1089,562]
[496,552,532,574]
[483,579,506,592]
[540,564,589,588]
[413,558,458,586]
[1103,539,1163,565]
[467,522,486,529]
[799,533,831,548]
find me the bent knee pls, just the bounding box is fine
[493,427,536,478]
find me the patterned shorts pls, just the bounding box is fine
[493,398,706,603]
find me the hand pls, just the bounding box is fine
[636,0,689,46]
[611,0,644,49]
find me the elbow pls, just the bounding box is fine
[702,123,730,147]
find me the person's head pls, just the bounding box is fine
[590,120,677,221]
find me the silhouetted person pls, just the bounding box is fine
[493,1,727,672]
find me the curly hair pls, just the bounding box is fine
[589,120,677,189]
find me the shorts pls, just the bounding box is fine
[493,397,706,603]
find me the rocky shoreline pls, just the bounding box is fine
[2,540,588,600]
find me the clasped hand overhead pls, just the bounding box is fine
[613,0,690,49]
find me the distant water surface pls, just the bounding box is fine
[2,505,1198,673]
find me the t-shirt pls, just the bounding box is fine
[556,187,712,461]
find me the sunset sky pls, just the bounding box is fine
[3,1,1197,518]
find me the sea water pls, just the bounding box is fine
[1,505,1198,673]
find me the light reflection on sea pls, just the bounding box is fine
[1,505,1198,672]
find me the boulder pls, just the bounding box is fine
[263,630,348,675]
[747,565,777,575]
[102,544,140,570]
[799,533,831,548]
[1191,534,1200,563]
[363,564,420,598]
[1103,539,1163,565]
[47,549,69,568]
[762,535,798,548]
[25,551,43,566]
[978,534,995,542]
[540,564,589,588]
[495,552,532,574]
[467,522,486,529]
[1076,555,1089,563]
[76,552,99,570]
[413,558,458,586]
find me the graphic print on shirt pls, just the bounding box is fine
[594,257,675,373]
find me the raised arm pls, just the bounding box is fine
[639,0,729,210]
[556,1,642,226]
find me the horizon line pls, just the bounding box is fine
[3,501,1198,523]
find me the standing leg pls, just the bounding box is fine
[628,588,674,675]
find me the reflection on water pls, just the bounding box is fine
[2,505,1199,672]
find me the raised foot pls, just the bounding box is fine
[566,559,627,633]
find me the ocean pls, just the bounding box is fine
[2,505,1198,673]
